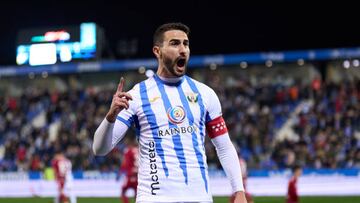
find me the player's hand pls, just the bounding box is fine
[230,191,247,203]
[106,77,133,123]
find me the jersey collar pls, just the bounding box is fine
[154,74,184,86]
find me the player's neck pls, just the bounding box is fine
[157,74,183,84]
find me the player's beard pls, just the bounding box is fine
[163,57,187,77]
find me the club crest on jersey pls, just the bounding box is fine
[186,92,198,103]
[167,106,186,124]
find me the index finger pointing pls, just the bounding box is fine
[117,77,125,92]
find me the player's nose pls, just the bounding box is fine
[178,44,188,54]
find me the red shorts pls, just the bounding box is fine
[57,178,65,190]
[122,175,138,190]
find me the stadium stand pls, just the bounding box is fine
[0,58,359,173]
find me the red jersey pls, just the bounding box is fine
[287,177,298,203]
[120,146,139,178]
[120,147,139,203]
[51,153,73,203]
[52,154,72,182]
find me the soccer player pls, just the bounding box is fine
[286,165,302,203]
[118,135,139,203]
[52,151,77,203]
[93,22,247,203]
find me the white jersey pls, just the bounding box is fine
[115,75,222,202]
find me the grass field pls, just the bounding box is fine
[0,196,360,203]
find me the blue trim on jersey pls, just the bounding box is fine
[153,74,184,86]
[154,76,188,184]
[177,83,208,192]
[139,81,169,177]
[205,111,212,123]
[133,115,140,138]
[185,76,206,146]
[116,116,133,128]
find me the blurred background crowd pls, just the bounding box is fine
[1,60,359,172]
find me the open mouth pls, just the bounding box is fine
[177,58,186,67]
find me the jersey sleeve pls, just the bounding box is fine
[205,88,228,139]
[93,84,140,156]
[205,87,223,123]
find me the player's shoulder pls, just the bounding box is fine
[128,82,140,94]
[184,75,214,92]
[127,79,150,98]
[132,77,159,92]
[123,148,130,154]
[289,176,297,183]
[51,159,58,165]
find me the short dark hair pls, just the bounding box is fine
[153,22,190,46]
[292,164,302,172]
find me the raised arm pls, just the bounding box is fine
[106,77,133,122]
[92,77,133,156]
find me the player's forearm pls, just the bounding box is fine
[93,118,116,155]
[211,134,244,193]
[106,111,118,123]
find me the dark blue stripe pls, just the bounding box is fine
[154,76,188,184]
[185,76,206,146]
[133,115,140,138]
[116,116,133,128]
[176,84,208,192]
[205,111,212,123]
[139,81,169,176]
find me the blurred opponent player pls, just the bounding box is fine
[286,165,302,203]
[118,135,139,203]
[52,151,77,203]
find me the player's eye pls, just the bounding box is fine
[170,40,180,46]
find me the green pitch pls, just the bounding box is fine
[0,196,360,203]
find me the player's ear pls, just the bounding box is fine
[153,46,160,58]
